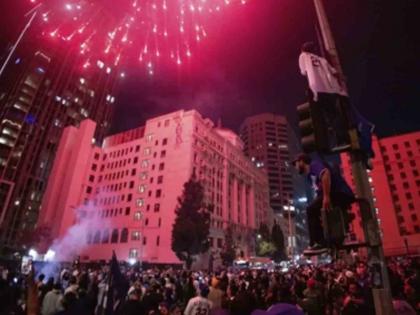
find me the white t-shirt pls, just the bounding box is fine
[184,296,213,315]
[299,52,347,100]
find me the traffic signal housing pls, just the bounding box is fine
[297,102,329,154]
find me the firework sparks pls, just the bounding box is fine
[31,0,247,75]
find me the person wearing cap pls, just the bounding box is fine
[184,283,212,315]
[293,154,355,254]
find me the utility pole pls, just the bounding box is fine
[312,1,395,314]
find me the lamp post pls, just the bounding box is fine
[312,1,394,314]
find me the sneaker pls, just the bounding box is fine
[304,243,328,255]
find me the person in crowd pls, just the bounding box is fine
[184,283,212,315]
[41,282,63,315]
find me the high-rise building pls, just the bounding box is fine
[239,113,309,254]
[38,110,272,264]
[0,22,119,250]
[341,131,420,256]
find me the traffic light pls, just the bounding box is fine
[297,102,329,154]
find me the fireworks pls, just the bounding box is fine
[30,0,247,75]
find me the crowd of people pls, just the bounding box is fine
[0,256,419,315]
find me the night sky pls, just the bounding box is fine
[1,0,419,138]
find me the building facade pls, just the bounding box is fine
[239,113,309,255]
[39,110,272,264]
[341,131,420,256]
[0,26,119,250]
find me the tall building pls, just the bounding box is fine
[0,22,119,250]
[239,113,309,254]
[341,131,420,256]
[38,110,272,264]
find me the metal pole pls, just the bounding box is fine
[0,10,38,78]
[312,1,395,314]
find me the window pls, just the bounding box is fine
[93,231,101,244]
[146,134,153,143]
[131,231,140,241]
[129,248,138,259]
[410,160,416,167]
[102,229,110,243]
[111,229,119,243]
[134,157,138,164]
[125,207,131,216]
[159,163,165,171]
[162,138,168,146]
[143,237,147,245]
[140,172,148,180]
[141,160,149,168]
[164,119,170,127]
[135,145,140,152]
[412,214,418,222]
[139,185,146,193]
[91,164,97,171]
[154,203,160,212]
[87,232,93,244]
[156,190,162,198]
[120,228,128,243]
[86,186,92,194]
[89,175,95,182]
[127,194,132,202]
[158,218,161,227]
[134,211,141,221]
[392,144,399,150]
[144,147,151,156]
[157,176,163,184]
[160,150,166,158]
[131,169,136,176]
[217,238,223,248]
[156,236,160,246]
[137,198,144,207]
[129,181,134,189]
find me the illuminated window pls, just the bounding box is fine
[144,147,151,156]
[141,160,149,168]
[146,134,153,143]
[137,199,144,207]
[139,185,146,193]
[129,248,138,258]
[140,172,148,180]
[134,211,141,221]
[131,231,141,241]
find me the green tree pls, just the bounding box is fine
[171,177,211,269]
[258,223,270,242]
[271,221,286,262]
[258,241,276,257]
[220,224,236,267]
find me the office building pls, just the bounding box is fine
[0,23,119,250]
[239,113,309,254]
[38,110,272,264]
[341,131,420,256]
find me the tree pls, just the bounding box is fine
[271,221,286,262]
[171,177,211,269]
[220,224,236,267]
[257,241,276,257]
[258,223,270,242]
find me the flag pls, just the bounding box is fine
[103,251,128,315]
